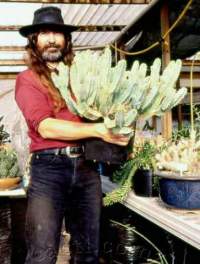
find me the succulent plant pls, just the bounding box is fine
[0,117,21,179]
[52,47,187,135]
[0,148,21,179]
[0,116,10,145]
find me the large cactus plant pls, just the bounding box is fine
[52,47,187,134]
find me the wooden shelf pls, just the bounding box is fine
[101,176,200,250]
[0,187,26,198]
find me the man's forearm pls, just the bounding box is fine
[38,117,100,140]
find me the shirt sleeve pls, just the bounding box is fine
[15,73,54,132]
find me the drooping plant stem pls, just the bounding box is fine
[103,163,137,206]
[190,55,195,132]
[190,51,200,134]
[110,220,169,264]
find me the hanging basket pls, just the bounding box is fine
[0,177,21,191]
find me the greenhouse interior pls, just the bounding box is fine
[0,0,200,263]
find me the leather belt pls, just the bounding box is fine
[33,146,84,158]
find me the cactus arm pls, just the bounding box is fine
[104,116,116,129]
[167,87,187,110]
[124,109,138,127]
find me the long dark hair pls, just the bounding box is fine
[25,31,74,113]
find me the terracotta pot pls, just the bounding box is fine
[0,177,21,190]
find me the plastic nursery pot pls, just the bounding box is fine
[84,138,128,164]
[132,169,153,197]
[157,172,200,209]
[0,177,21,190]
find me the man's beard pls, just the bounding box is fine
[40,45,64,62]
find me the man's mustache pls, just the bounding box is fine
[43,44,61,51]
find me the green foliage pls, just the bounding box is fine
[0,116,10,144]
[132,141,157,170]
[0,148,20,179]
[112,141,157,185]
[104,141,158,206]
[172,104,200,141]
[103,163,137,206]
[172,125,190,141]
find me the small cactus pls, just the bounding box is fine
[0,148,21,179]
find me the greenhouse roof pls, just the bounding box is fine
[0,0,154,72]
[1,0,200,73]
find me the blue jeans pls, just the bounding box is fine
[25,153,102,264]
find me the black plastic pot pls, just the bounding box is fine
[132,169,153,197]
[84,138,128,164]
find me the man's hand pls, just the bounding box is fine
[94,123,130,146]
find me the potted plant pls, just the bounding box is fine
[130,139,158,197]
[155,130,200,209]
[0,116,21,190]
[103,134,165,206]
[51,47,187,164]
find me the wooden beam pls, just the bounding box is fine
[0,46,25,51]
[180,72,200,79]
[0,44,105,52]
[0,60,25,66]
[160,0,172,139]
[2,0,151,4]
[0,73,18,79]
[0,25,124,32]
[183,60,200,66]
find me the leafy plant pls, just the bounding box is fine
[104,141,159,206]
[0,148,21,179]
[0,116,10,145]
[172,104,200,141]
[0,117,21,179]
[172,125,190,141]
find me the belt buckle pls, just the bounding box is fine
[66,146,82,158]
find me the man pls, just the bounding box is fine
[15,6,129,264]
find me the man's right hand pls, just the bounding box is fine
[94,123,130,146]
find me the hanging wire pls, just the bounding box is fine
[190,51,200,133]
[110,0,193,56]
[190,57,195,132]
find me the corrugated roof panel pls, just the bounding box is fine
[79,5,108,25]
[0,3,148,47]
[68,4,147,46]
[68,5,91,25]
[91,32,119,45]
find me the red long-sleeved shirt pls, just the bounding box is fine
[15,69,82,152]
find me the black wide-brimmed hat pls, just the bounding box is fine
[19,6,78,37]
